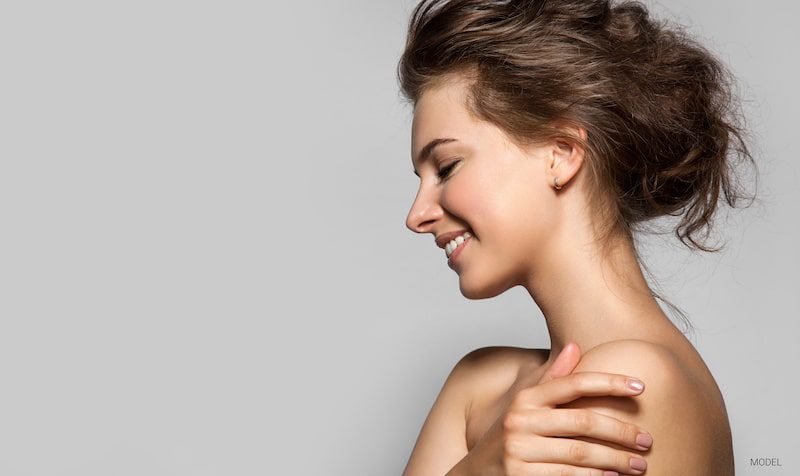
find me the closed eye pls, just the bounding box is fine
[437,160,459,181]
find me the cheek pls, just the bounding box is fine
[468,172,554,256]
[441,168,499,231]
[508,180,557,247]
[442,161,555,254]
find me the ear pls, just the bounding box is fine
[547,126,587,191]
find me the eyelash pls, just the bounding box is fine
[437,160,459,181]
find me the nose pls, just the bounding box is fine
[406,186,443,233]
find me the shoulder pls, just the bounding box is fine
[573,339,683,388]
[561,339,723,475]
[456,346,548,386]
[566,339,691,421]
[402,346,541,476]
[458,345,547,370]
[435,346,535,409]
[561,339,688,430]
[455,346,549,413]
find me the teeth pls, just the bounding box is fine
[445,232,472,258]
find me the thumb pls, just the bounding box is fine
[538,342,581,384]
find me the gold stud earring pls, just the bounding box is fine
[554,176,562,190]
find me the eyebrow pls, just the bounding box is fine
[412,138,458,177]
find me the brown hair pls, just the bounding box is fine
[397,0,759,332]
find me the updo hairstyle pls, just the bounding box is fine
[397,0,757,255]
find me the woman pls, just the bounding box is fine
[398,0,756,475]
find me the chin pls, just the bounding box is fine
[458,273,514,300]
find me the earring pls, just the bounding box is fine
[554,176,563,190]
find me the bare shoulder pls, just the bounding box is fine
[457,346,549,408]
[402,346,542,476]
[456,346,551,451]
[560,339,734,475]
[458,345,548,374]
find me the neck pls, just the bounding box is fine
[522,228,684,367]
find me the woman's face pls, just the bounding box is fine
[407,80,564,299]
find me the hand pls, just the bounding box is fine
[455,343,652,476]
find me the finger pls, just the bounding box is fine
[538,342,582,384]
[513,408,654,452]
[515,371,645,409]
[518,462,625,476]
[511,461,612,476]
[510,435,648,475]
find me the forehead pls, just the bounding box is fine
[411,80,476,164]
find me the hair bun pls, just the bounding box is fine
[398,0,757,252]
[598,2,756,250]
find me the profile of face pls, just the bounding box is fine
[407,78,582,299]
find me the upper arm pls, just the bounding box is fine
[402,347,499,476]
[557,340,712,476]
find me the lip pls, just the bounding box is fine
[447,235,471,268]
[435,229,472,249]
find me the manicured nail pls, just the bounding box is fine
[630,457,647,473]
[627,378,644,392]
[636,432,653,449]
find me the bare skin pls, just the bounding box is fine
[406,74,735,474]
[463,343,733,466]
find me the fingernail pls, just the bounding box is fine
[627,378,644,392]
[630,457,647,473]
[603,472,619,476]
[636,432,653,449]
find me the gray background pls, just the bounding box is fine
[0,1,796,474]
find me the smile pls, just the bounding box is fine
[446,232,472,264]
